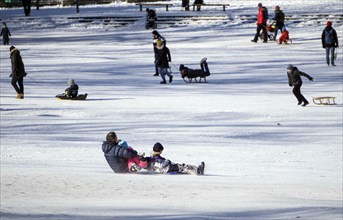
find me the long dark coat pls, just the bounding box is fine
[10,48,26,79]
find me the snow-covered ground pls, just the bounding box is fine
[1,0,342,219]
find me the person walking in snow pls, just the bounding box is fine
[155,39,173,84]
[182,0,190,11]
[10,46,26,99]
[152,30,166,76]
[287,64,313,107]
[0,22,11,45]
[271,6,285,39]
[251,3,268,43]
[141,142,205,175]
[321,21,339,66]
[22,0,31,16]
[102,131,141,173]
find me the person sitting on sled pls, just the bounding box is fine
[179,57,210,81]
[65,79,79,98]
[279,28,290,44]
[140,142,205,175]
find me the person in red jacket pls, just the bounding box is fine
[278,28,289,44]
[251,3,268,43]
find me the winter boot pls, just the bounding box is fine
[160,80,166,84]
[153,73,159,76]
[302,101,309,107]
[197,162,205,175]
[169,75,173,83]
[16,93,24,99]
[200,57,207,64]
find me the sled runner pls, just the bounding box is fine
[183,76,208,83]
[56,93,88,100]
[312,96,336,105]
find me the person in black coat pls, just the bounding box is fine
[155,39,173,84]
[1,22,11,45]
[65,79,79,98]
[152,30,166,76]
[102,131,139,173]
[321,21,339,66]
[10,46,26,99]
[287,64,313,107]
[22,0,31,16]
[272,6,285,39]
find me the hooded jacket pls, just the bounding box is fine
[102,141,138,173]
[10,48,26,78]
[287,67,312,87]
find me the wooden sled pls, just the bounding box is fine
[56,93,88,100]
[312,96,336,105]
[183,77,208,83]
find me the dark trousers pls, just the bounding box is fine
[154,52,159,74]
[3,38,9,45]
[274,22,285,39]
[292,83,308,104]
[11,77,24,94]
[200,62,210,76]
[254,24,267,42]
[23,0,31,16]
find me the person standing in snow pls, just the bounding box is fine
[287,64,313,107]
[102,131,140,173]
[0,22,11,45]
[22,0,31,16]
[271,6,285,39]
[155,39,173,84]
[251,3,268,43]
[321,21,339,66]
[141,142,205,175]
[10,46,26,99]
[182,0,190,11]
[152,30,166,76]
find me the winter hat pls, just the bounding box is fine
[106,131,118,143]
[326,21,332,27]
[258,3,262,7]
[152,30,159,35]
[68,78,75,85]
[179,64,185,71]
[9,46,15,51]
[287,64,293,69]
[153,142,164,152]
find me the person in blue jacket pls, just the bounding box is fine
[102,131,139,173]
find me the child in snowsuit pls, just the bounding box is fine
[65,79,79,98]
[179,57,210,82]
[287,64,313,107]
[144,142,205,175]
[278,28,290,44]
[117,139,148,173]
[1,23,11,45]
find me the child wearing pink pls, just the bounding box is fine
[117,140,148,172]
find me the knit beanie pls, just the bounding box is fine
[68,79,75,85]
[153,142,164,152]
[326,21,332,27]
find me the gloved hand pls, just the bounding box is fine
[309,77,314,81]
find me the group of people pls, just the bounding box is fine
[102,131,205,175]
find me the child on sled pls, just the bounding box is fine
[128,142,205,175]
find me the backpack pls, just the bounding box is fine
[324,29,334,44]
[262,7,269,19]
